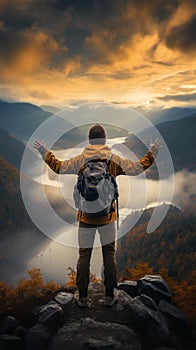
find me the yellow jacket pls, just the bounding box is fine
[40,144,157,225]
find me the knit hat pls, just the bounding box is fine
[88,123,107,144]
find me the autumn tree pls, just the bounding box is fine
[66,267,101,289]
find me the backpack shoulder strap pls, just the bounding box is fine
[107,153,113,171]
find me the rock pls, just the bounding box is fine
[156,348,176,350]
[47,317,141,350]
[0,334,22,350]
[147,317,169,348]
[137,275,171,303]
[81,337,124,349]
[116,289,133,311]
[54,292,73,308]
[32,306,43,318]
[139,294,159,311]
[12,326,26,337]
[26,324,50,350]
[118,291,169,347]
[117,280,137,298]
[159,300,189,333]
[0,315,21,335]
[38,301,64,328]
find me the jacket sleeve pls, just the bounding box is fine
[112,148,157,176]
[39,147,82,174]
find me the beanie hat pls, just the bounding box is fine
[88,123,107,144]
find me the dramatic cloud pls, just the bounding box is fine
[0,0,196,107]
[158,92,196,102]
[166,14,196,53]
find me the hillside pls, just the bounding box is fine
[0,156,51,281]
[0,128,27,169]
[144,106,196,125]
[124,114,196,177]
[0,156,30,232]
[0,100,73,144]
[0,100,53,141]
[0,155,77,283]
[117,204,196,283]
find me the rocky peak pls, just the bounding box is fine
[0,275,195,350]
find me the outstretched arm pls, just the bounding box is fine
[112,138,163,176]
[149,138,163,155]
[33,140,82,174]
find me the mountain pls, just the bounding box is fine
[123,114,196,177]
[40,105,60,114]
[0,154,77,283]
[0,156,51,282]
[0,100,53,141]
[0,128,27,169]
[144,107,196,125]
[117,204,196,283]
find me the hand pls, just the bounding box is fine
[150,138,163,154]
[33,140,45,151]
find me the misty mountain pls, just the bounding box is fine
[144,106,196,125]
[0,100,73,142]
[117,203,196,283]
[0,128,29,169]
[0,156,51,281]
[0,101,127,150]
[124,114,196,176]
[41,105,60,114]
[0,154,78,283]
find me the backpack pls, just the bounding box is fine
[73,154,119,227]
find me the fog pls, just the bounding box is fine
[2,168,194,285]
[26,164,195,284]
[2,135,195,285]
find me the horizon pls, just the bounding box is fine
[1,98,196,113]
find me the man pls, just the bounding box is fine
[34,124,162,307]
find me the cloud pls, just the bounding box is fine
[0,1,196,107]
[165,14,196,53]
[0,28,67,79]
[158,92,196,102]
[29,89,54,100]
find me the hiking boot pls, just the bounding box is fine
[104,293,118,307]
[77,297,88,308]
[74,291,88,308]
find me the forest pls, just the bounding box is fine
[0,265,195,330]
[117,205,196,283]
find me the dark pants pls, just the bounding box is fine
[76,221,117,296]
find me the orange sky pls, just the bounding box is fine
[0,0,196,108]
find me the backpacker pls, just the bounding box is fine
[73,154,119,227]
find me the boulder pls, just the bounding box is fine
[12,326,26,338]
[54,292,73,308]
[81,337,125,349]
[0,334,22,350]
[47,317,141,350]
[32,306,43,319]
[0,315,21,335]
[117,280,137,298]
[116,289,134,311]
[158,300,189,333]
[156,348,176,350]
[26,324,50,350]
[38,301,64,328]
[137,275,171,303]
[139,294,159,311]
[117,291,169,347]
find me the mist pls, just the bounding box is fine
[25,170,195,285]
[2,131,195,285]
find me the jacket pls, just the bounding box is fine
[40,143,157,225]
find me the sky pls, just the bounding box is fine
[0,0,196,108]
